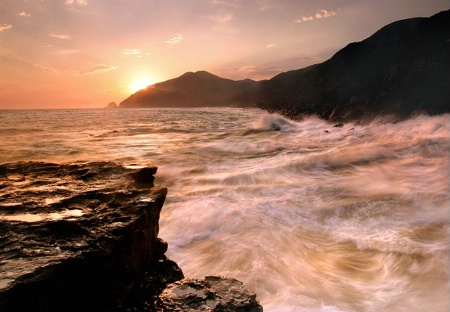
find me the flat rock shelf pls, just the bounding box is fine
[0,161,262,311]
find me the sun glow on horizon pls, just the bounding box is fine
[129,78,155,93]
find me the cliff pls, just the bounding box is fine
[120,71,257,108]
[0,162,262,311]
[252,9,450,121]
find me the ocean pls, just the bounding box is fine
[0,108,448,311]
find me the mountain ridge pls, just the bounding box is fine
[120,9,450,121]
[120,71,257,108]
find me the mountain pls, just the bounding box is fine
[119,10,450,121]
[253,9,450,121]
[119,71,257,108]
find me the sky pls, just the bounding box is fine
[0,0,448,109]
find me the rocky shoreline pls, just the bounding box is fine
[0,162,262,311]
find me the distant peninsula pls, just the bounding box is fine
[120,71,257,108]
[120,9,450,122]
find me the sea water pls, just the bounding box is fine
[0,108,448,311]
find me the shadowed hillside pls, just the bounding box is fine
[120,71,257,108]
[253,9,450,121]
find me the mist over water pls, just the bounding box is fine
[1,108,448,311]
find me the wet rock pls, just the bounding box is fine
[0,161,263,312]
[0,161,181,312]
[156,275,263,312]
[130,166,158,186]
[333,123,344,128]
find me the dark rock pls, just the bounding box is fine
[333,123,344,128]
[156,238,168,255]
[156,275,263,312]
[106,102,118,109]
[123,257,184,311]
[0,162,180,312]
[130,166,158,186]
[0,165,6,177]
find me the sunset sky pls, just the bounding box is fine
[0,0,448,109]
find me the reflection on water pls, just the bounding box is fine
[0,108,448,311]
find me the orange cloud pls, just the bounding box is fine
[315,9,336,19]
[294,9,336,23]
[65,0,88,6]
[123,49,141,55]
[0,24,12,31]
[17,12,31,17]
[238,65,281,78]
[76,64,119,76]
[57,49,80,55]
[33,64,58,74]
[208,0,238,7]
[207,13,233,23]
[166,34,184,45]
[49,33,71,40]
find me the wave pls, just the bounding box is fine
[2,108,448,312]
[253,114,301,132]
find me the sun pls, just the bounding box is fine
[129,78,155,93]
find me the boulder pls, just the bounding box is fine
[156,275,263,311]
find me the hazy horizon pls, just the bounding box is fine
[1,0,448,109]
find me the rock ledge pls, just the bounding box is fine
[0,162,262,311]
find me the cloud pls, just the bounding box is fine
[294,9,336,23]
[76,64,119,76]
[205,13,238,33]
[57,49,80,55]
[207,13,233,23]
[256,0,283,12]
[165,34,183,45]
[315,9,336,19]
[33,64,58,74]
[295,56,319,62]
[208,0,239,7]
[123,49,141,55]
[266,43,277,48]
[238,65,281,78]
[239,65,258,72]
[65,0,88,6]
[17,12,31,17]
[49,33,71,40]
[0,24,13,31]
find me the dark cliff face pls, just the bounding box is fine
[120,71,257,108]
[256,9,450,121]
